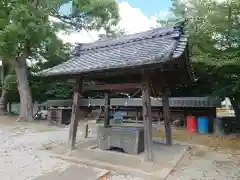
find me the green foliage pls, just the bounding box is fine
[0,1,58,59]
[30,44,73,102]
[160,0,240,100]
[4,74,16,91]
[1,71,19,103]
[0,0,120,104]
[0,0,120,60]
[3,44,73,103]
[51,0,120,32]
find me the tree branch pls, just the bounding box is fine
[49,8,89,30]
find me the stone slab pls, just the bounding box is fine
[34,164,109,180]
[50,140,189,180]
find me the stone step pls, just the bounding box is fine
[34,165,109,180]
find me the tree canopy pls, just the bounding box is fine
[160,0,240,124]
[0,0,120,120]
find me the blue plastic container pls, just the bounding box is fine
[197,117,209,134]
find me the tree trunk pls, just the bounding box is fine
[0,63,7,115]
[0,88,7,115]
[14,58,33,121]
[229,97,240,132]
[8,101,12,114]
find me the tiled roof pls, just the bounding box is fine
[40,21,188,76]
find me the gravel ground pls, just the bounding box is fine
[0,121,144,180]
[0,123,71,180]
[0,120,239,180]
[167,147,240,180]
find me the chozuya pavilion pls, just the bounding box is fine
[39,21,193,162]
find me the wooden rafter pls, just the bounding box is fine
[83,83,142,92]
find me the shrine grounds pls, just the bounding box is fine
[0,116,239,180]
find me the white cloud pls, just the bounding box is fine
[58,2,159,44]
[181,0,226,5]
[58,30,99,44]
[153,9,171,21]
[117,2,158,34]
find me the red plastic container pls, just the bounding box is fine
[186,116,197,132]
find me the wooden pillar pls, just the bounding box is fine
[135,109,139,123]
[104,92,110,128]
[162,87,172,146]
[138,108,142,123]
[142,74,153,162]
[69,78,82,150]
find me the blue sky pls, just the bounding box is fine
[117,0,172,16]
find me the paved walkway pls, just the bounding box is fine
[34,164,108,180]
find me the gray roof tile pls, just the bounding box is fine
[40,21,188,76]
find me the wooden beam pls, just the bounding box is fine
[162,87,172,146]
[69,78,82,150]
[104,92,110,128]
[83,83,142,92]
[142,74,153,162]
